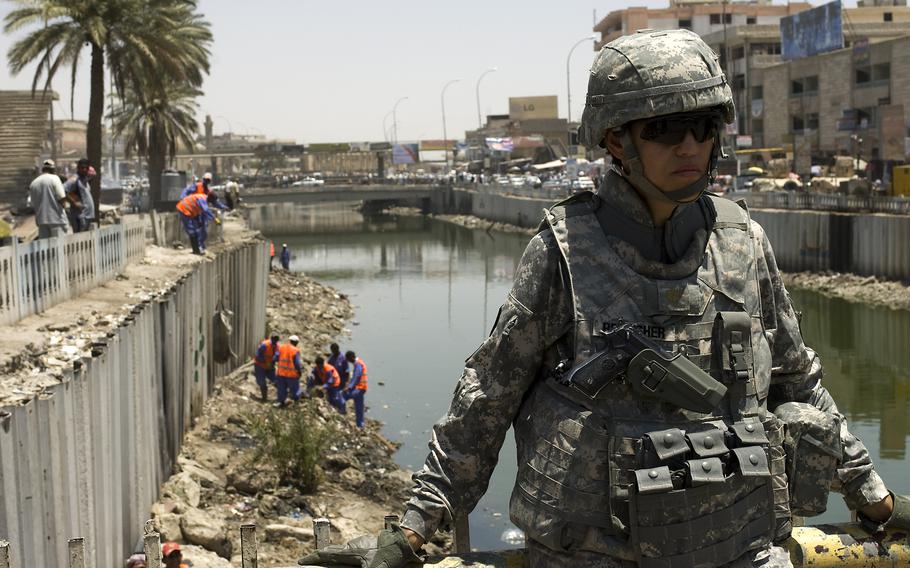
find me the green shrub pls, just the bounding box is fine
[248,400,337,493]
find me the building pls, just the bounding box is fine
[751,32,910,172]
[464,95,571,164]
[702,5,910,148]
[0,91,53,205]
[593,0,811,49]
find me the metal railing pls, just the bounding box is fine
[728,190,910,215]
[0,219,147,326]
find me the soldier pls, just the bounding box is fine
[300,29,909,568]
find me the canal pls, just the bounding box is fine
[249,202,910,552]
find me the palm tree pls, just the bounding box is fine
[112,80,201,206]
[4,0,212,220]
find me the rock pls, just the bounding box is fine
[163,471,201,509]
[180,507,233,559]
[150,500,178,518]
[46,323,71,332]
[340,467,365,488]
[178,543,232,568]
[226,465,277,495]
[155,512,183,542]
[324,453,358,471]
[264,523,315,542]
[178,456,223,489]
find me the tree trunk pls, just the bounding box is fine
[87,42,105,223]
[148,122,167,210]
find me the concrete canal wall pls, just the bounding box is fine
[0,234,268,567]
[436,187,910,281]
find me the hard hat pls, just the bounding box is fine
[578,29,734,148]
[161,542,181,557]
[289,335,300,343]
[203,172,213,181]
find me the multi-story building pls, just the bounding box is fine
[752,32,910,170]
[702,5,910,149]
[593,0,811,49]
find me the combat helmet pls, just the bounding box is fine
[578,29,735,204]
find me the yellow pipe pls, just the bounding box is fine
[789,524,910,567]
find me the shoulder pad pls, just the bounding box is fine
[544,191,598,224]
[707,194,749,229]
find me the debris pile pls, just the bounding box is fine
[147,269,452,567]
[784,271,910,311]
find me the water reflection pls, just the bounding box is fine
[247,204,910,546]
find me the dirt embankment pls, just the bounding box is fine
[783,272,910,311]
[147,269,451,568]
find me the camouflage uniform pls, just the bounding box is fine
[400,30,888,567]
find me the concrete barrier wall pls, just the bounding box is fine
[0,240,268,567]
[440,188,910,280]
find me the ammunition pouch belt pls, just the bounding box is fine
[773,402,843,517]
[629,422,780,566]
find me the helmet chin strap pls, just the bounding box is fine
[614,130,716,206]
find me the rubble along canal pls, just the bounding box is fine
[247,202,910,551]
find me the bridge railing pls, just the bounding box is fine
[0,218,147,326]
[717,191,910,215]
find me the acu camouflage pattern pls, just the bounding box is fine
[400,173,888,566]
[773,402,843,516]
[510,182,782,566]
[578,29,735,148]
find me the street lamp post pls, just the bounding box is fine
[566,34,598,144]
[475,67,498,128]
[392,97,408,146]
[441,79,461,173]
[382,110,394,142]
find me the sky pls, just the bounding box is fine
[0,0,843,144]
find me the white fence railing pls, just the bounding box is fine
[727,191,910,215]
[0,219,147,326]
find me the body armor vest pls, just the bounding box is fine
[509,193,790,567]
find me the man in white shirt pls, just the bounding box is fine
[29,159,69,239]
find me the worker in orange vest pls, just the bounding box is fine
[306,355,345,413]
[175,191,218,255]
[269,240,276,271]
[272,335,303,407]
[252,333,279,402]
[343,351,368,428]
[179,171,213,199]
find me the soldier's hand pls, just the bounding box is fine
[859,493,910,532]
[298,523,423,568]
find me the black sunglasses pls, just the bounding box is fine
[639,113,722,145]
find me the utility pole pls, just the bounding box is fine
[441,79,460,173]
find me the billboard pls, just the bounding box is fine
[392,144,419,164]
[509,96,558,121]
[485,137,514,152]
[780,0,843,61]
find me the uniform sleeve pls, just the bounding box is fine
[255,343,266,363]
[348,364,363,390]
[401,231,572,540]
[754,221,889,510]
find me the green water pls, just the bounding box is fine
[251,203,910,551]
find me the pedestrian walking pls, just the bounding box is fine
[279,243,290,270]
[273,334,303,407]
[175,191,218,255]
[301,29,908,568]
[327,342,350,389]
[29,159,69,239]
[252,333,280,402]
[343,350,368,429]
[64,158,96,233]
[161,542,189,568]
[306,356,345,413]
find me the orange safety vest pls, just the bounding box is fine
[253,339,277,369]
[269,241,275,257]
[352,357,368,391]
[315,363,340,388]
[176,193,207,217]
[195,181,206,194]
[275,343,301,379]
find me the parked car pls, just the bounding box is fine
[292,177,325,187]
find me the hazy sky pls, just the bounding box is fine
[1,0,838,144]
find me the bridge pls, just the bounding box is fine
[240,184,441,205]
